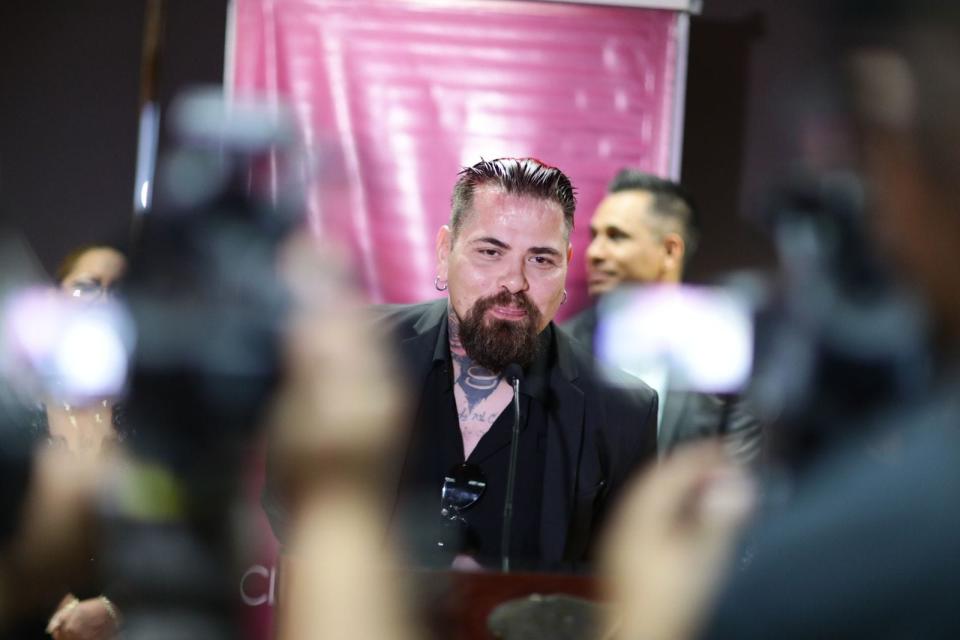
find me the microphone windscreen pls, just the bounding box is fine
[504,363,524,385]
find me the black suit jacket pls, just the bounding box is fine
[563,304,761,463]
[378,299,658,566]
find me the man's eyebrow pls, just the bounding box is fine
[471,237,510,250]
[528,246,563,257]
[470,237,562,257]
[604,224,631,238]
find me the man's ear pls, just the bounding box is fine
[663,232,686,273]
[566,243,574,265]
[436,225,453,280]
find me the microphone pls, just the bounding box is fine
[501,363,524,572]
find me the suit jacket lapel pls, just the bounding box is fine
[397,299,448,382]
[539,329,585,565]
[659,389,692,455]
[387,300,448,522]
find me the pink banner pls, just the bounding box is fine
[229,0,683,317]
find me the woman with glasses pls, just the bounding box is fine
[40,244,127,640]
[56,245,127,304]
[42,244,129,455]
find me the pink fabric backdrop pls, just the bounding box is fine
[230,0,682,317]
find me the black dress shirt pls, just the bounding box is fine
[396,319,553,569]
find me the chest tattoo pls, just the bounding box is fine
[448,309,512,457]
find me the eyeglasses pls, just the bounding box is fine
[67,280,120,302]
[437,463,486,553]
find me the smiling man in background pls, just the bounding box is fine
[565,170,761,462]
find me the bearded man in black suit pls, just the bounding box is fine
[380,158,658,569]
[264,158,657,570]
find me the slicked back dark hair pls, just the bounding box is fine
[450,158,577,240]
[607,169,700,260]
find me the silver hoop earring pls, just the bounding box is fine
[435,276,448,292]
[561,289,568,305]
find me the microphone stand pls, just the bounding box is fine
[501,365,523,572]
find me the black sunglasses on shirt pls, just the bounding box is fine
[437,463,487,554]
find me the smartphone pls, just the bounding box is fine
[595,284,754,394]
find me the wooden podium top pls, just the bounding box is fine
[414,569,601,640]
[275,556,605,640]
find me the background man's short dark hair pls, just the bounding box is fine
[607,169,700,260]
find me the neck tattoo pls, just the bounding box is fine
[448,310,502,412]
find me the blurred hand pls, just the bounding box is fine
[269,234,415,640]
[45,593,78,634]
[601,443,756,640]
[47,596,117,640]
[269,233,407,501]
[0,448,102,625]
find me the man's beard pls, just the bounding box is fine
[458,289,543,373]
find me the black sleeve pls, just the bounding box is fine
[604,372,659,475]
[594,380,659,518]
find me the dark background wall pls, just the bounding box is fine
[0,0,228,274]
[682,0,826,283]
[0,0,821,279]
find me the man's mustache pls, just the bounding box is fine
[473,289,538,317]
